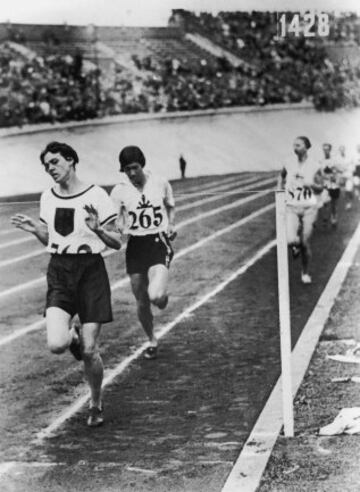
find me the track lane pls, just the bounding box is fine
[0,176,275,297]
[0,193,275,343]
[0,175,274,266]
[10,196,359,492]
[1,167,358,492]
[0,202,276,465]
[0,174,262,252]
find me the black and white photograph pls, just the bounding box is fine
[1,0,360,490]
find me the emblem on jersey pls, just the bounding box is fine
[137,194,152,209]
[54,208,75,236]
[128,194,163,230]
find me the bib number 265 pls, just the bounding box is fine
[128,206,163,230]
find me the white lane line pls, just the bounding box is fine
[35,239,276,441]
[175,174,252,196]
[0,462,17,476]
[0,319,46,348]
[177,177,274,211]
[0,179,275,296]
[176,186,273,231]
[221,220,360,492]
[0,236,34,250]
[0,203,274,348]
[0,229,22,237]
[0,276,45,301]
[176,174,249,199]
[0,461,63,472]
[178,175,245,194]
[0,249,44,268]
[0,177,274,269]
[0,201,39,205]
[175,203,274,260]
[175,175,267,202]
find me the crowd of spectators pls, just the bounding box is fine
[329,12,360,46]
[0,43,102,127]
[171,9,360,111]
[1,11,360,128]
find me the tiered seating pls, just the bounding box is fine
[0,13,359,128]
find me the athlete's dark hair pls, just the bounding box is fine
[119,145,146,172]
[297,136,312,150]
[40,142,79,167]
[322,142,332,149]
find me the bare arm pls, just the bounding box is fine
[116,204,127,235]
[165,203,176,240]
[312,169,324,193]
[164,181,176,240]
[278,167,287,190]
[84,205,121,250]
[95,220,122,250]
[10,214,49,246]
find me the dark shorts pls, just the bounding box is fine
[46,254,112,323]
[329,187,340,200]
[126,232,174,275]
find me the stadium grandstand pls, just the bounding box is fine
[0,10,360,127]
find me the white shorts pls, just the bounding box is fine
[345,179,354,192]
[317,189,330,208]
[286,205,318,245]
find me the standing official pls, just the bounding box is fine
[179,154,187,179]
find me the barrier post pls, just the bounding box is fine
[275,189,294,437]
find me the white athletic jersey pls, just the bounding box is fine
[110,172,175,236]
[319,156,341,189]
[337,154,354,179]
[40,185,117,254]
[283,156,320,208]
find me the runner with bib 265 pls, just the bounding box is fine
[111,146,176,360]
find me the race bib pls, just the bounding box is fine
[286,186,316,206]
[127,205,164,231]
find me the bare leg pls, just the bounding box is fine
[148,264,169,309]
[300,207,317,280]
[80,322,103,408]
[345,190,353,209]
[330,198,338,225]
[46,307,72,354]
[130,273,156,345]
[300,240,312,276]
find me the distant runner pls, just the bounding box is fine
[353,144,360,200]
[319,143,342,226]
[279,136,323,284]
[337,145,354,210]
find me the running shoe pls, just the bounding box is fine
[87,404,104,427]
[301,273,312,284]
[143,346,158,360]
[157,295,168,310]
[69,318,82,361]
